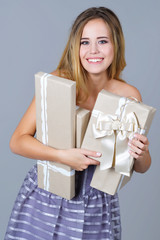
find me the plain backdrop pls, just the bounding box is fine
[0,0,159,239]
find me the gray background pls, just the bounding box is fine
[0,0,159,239]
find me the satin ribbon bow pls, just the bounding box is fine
[92,111,140,176]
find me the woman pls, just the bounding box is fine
[5,7,151,240]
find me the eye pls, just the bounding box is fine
[80,41,89,45]
[98,40,108,44]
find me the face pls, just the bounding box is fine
[79,18,114,76]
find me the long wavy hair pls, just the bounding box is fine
[56,7,126,104]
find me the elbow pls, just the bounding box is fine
[9,134,19,154]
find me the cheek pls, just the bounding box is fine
[105,46,114,60]
[109,49,114,63]
[79,46,87,62]
[100,44,114,61]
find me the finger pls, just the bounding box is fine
[77,168,84,171]
[86,157,100,165]
[128,143,143,155]
[134,133,149,145]
[89,159,100,165]
[129,139,145,150]
[80,148,102,158]
[129,150,140,160]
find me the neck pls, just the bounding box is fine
[87,71,110,97]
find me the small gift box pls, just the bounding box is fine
[35,72,76,200]
[76,107,90,148]
[82,89,156,195]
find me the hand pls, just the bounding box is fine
[57,148,101,171]
[128,133,151,173]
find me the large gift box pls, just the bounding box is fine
[35,72,91,199]
[81,89,156,195]
[35,72,76,200]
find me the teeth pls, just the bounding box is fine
[88,58,103,62]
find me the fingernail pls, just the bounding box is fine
[129,135,134,140]
[96,152,102,157]
[134,133,137,138]
[128,142,131,146]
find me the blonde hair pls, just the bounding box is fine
[56,7,126,104]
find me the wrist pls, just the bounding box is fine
[54,149,66,164]
[133,154,151,173]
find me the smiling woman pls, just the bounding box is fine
[5,6,151,240]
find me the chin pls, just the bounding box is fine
[88,71,104,75]
[85,67,108,75]
[82,63,110,75]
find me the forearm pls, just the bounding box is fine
[9,134,101,171]
[10,134,61,163]
[133,151,151,173]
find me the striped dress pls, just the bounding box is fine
[4,164,121,240]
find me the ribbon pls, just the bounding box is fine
[92,98,143,176]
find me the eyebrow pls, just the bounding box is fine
[81,36,109,40]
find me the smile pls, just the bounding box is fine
[87,58,104,63]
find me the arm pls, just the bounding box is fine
[10,96,101,171]
[124,85,151,173]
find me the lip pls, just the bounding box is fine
[86,58,104,64]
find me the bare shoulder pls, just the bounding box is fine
[112,80,142,101]
[50,70,59,76]
[50,69,70,79]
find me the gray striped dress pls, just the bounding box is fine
[5,164,121,240]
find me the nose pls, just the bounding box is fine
[90,42,99,54]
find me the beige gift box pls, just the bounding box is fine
[81,89,156,195]
[76,107,90,148]
[35,72,76,200]
[35,72,90,199]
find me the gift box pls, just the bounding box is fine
[81,89,156,195]
[76,107,90,148]
[90,166,133,195]
[35,72,76,200]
